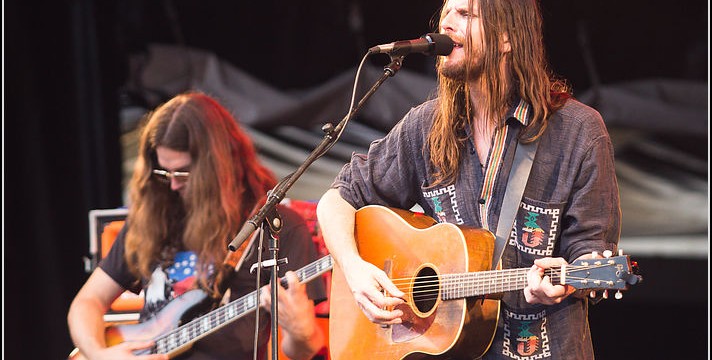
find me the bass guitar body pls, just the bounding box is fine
[69,254,335,359]
[330,206,500,360]
[69,289,211,360]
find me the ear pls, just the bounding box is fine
[500,32,511,54]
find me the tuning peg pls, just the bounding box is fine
[602,290,608,299]
[591,251,598,258]
[615,291,623,300]
[589,291,596,298]
[603,250,612,258]
[618,249,624,256]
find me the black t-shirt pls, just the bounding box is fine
[100,205,327,359]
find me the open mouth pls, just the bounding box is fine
[449,37,464,49]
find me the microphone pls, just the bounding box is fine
[368,33,454,57]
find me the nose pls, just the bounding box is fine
[170,177,184,192]
[440,11,456,33]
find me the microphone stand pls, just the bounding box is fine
[228,55,405,360]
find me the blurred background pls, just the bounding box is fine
[4,0,709,359]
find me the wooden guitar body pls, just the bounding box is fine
[329,206,500,360]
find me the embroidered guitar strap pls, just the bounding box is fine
[223,230,258,272]
[216,230,259,297]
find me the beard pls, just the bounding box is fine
[438,53,484,82]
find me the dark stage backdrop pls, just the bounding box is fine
[4,0,708,359]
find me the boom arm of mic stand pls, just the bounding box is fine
[227,55,404,252]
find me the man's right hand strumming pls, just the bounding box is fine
[339,256,405,325]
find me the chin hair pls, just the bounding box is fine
[438,65,466,82]
[438,62,483,83]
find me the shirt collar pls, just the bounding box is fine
[505,98,532,126]
[460,97,532,139]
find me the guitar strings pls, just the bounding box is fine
[398,279,608,301]
[379,264,611,301]
[384,263,609,285]
[151,257,333,353]
[389,270,528,301]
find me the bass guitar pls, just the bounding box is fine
[69,254,333,359]
[329,205,639,360]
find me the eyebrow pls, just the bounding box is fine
[156,165,191,172]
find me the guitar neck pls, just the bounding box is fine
[441,267,559,300]
[151,255,333,355]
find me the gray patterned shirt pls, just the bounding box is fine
[333,97,621,359]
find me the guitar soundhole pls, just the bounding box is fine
[413,266,439,313]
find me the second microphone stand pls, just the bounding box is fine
[229,55,406,360]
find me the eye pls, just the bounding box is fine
[456,6,478,19]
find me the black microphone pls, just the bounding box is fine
[368,33,454,57]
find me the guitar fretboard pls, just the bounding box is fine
[441,267,560,300]
[152,255,333,354]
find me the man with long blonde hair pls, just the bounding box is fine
[68,92,325,359]
[317,0,620,358]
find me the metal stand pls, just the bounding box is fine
[249,207,287,360]
[230,55,405,360]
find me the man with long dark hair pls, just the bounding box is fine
[317,0,620,358]
[68,92,325,359]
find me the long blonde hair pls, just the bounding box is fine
[125,92,276,296]
[428,0,570,186]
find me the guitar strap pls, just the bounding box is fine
[223,230,258,272]
[492,139,539,270]
[217,230,259,296]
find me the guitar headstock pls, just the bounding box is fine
[564,250,642,300]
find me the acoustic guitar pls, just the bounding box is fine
[69,254,333,359]
[329,205,639,360]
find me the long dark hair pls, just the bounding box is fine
[126,92,276,296]
[429,0,570,186]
